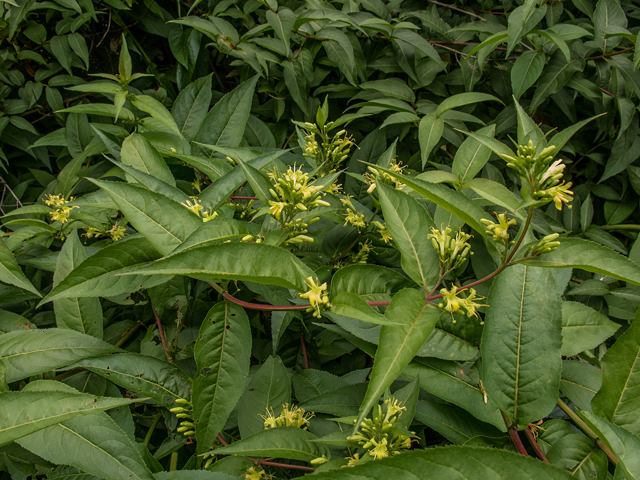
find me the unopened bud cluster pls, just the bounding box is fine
[438,285,487,318]
[500,141,573,211]
[260,403,313,430]
[84,222,127,242]
[428,226,472,271]
[346,397,413,461]
[365,160,404,195]
[299,277,331,318]
[481,212,517,247]
[530,233,561,256]
[169,398,195,438]
[299,121,355,174]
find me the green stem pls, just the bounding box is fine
[143,414,162,446]
[169,452,179,471]
[506,208,534,264]
[601,224,640,231]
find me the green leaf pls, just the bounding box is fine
[0,238,41,297]
[457,131,516,158]
[452,125,496,183]
[377,183,439,291]
[375,166,489,237]
[90,179,201,256]
[329,264,413,301]
[318,28,357,86]
[511,50,545,100]
[561,301,619,357]
[237,159,273,206]
[560,360,602,412]
[238,355,291,438]
[171,74,213,142]
[266,8,295,56]
[165,153,232,183]
[482,265,562,427]
[392,28,445,68]
[330,292,402,326]
[591,309,640,434]
[53,230,103,338]
[414,400,506,445]
[418,113,444,167]
[211,427,329,462]
[70,353,192,406]
[155,473,237,480]
[41,237,165,304]
[193,76,259,152]
[580,411,640,480]
[435,93,503,117]
[361,78,416,104]
[546,433,608,479]
[130,96,181,136]
[193,303,251,453]
[108,160,188,205]
[530,51,581,113]
[417,328,479,361]
[121,134,176,187]
[119,243,316,292]
[356,290,440,431]
[171,219,251,254]
[311,445,574,479]
[50,35,73,75]
[68,33,89,69]
[514,96,546,148]
[0,329,120,382]
[0,388,141,447]
[521,238,640,286]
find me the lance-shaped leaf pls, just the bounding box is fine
[108,159,189,205]
[40,237,165,304]
[330,292,402,326]
[547,114,604,158]
[171,219,250,254]
[580,411,640,480]
[452,125,496,183]
[561,301,619,357]
[419,113,444,167]
[53,230,103,339]
[121,133,175,186]
[311,445,574,479]
[171,73,213,142]
[355,289,440,431]
[377,183,439,292]
[119,243,315,292]
[209,427,329,462]
[90,179,202,256]
[0,329,120,382]
[70,353,192,406]
[0,238,40,297]
[591,309,640,434]
[330,264,414,301]
[237,159,273,206]
[193,303,251,454]
[0,390,142,446]
[482,265,562,427]
[435,93,503,117]
[521,238,640,286]
[560,360,602,412]
[374,165,488,237]
[545,434,608,479]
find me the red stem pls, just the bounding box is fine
[217,433,229,446]
[509,428,529,456]
[230,196,259,200]
[222,292,309,311]
[152,305,172,363]
[525,427,550,463]
[300,333,310,369]
[258,461,314,471]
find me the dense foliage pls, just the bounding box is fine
[1,0,640,478]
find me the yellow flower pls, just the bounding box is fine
[108,225,127,241]
[44,194,67,207]
[299,277,330,318]
[202,210,218,222]
[261,404,313,430]
[49,205,78,223]
[84,227,101,239]
[438,286,487,318]
[181,198,203,215]
[245,467,269,480]
[345,209,366,228]
[369,437,389,460]
[481,213,517,242]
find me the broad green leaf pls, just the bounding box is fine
[482,265,562,427]
[0,238,41,297]
[547,114,604,158]
[298,383,368,417]
[592,310,640,434]
[521,238,640,286]
[59,104,135,121]
[418,113,443,167]
[266,8,294,56]
[560,360,602,412]
[530,51,581,112]
[238,355,291,438]
[0,390,141,447]
[0,309,35,333]
[119,243,316,292]
[435,93,503,117]
[0,329,119,382]
[593,0,627,50]
[561,301,619,357]
[121,134,176,187]
[329,264,413,301]
[392,28,445,68]
[90,179,201,256]
[53,230,103,338]
[238,159,273,206]
[311,445,574,479]
[211,427,329,462]
[108,160,189,205]
[580,411,640,480]
[330,292,402,326]
[546,434,608,479]
[452,125,496,183]
[193,303,251,453]
[464,178,521,214]
[414,400,506,445]
[417,328,479,361]
[458,131,516,158]
[377,183,439,291]
[130,95,181,136]
[356,291,440,431]
[193,76,259,153]
[511,50,545,100]
[171,74,213,142]
[164,153,232,183]
[50,35,73,75]
[360,78,415,104]
[514,97,546,148]
[375,166,489,237]
[171,219,250,254]
[41,237,165,304]
[70,353,192,406]
[155,473,237,480]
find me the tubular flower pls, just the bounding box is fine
[299,277,331,318]
[481,213,517,243]
[245,467,272,480]
[344,209,366,228]
[428,226,472,270]
[365,160,405,194]
[45,195,78,224]
[532,233,562,255]
[438,285,488,318]
[261,404,313,430]
[536,183,574,211]
[182,198,203,215]
[108,224,127,241]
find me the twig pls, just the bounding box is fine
[144,413,163,445]
[427,0,486,20]
[589,47,634,61]
[601,224,640,231]
[152,305,173,363]
[599,87,615,97]
[300,333,310,369]
[506,208,533,264]
[217,433,229,446]
[96,8,112,48]
[502,412,529,456]
[525,426,550,463]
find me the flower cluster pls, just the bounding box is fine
[347,398,413,461]
[44,194,78,224]
[342,196,367,229]
[428,226,472,271]
[260,404,313,430]
[438,285,487,318]
[245,467,273,480]
[84,223,127,242]
[481,212,517,246]
[500,141,573,210]
[181,197,218,222]
[299,122,355,174]
[169,398,195,439]
[531,233,562,256]
[365,160,404,194]
[299,276,331,319]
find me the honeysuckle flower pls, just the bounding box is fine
[438,285,487,318]
[481,213,517,243]
[181,198,203,215]
[532,233,562,255]
[108,224,127,241]
[299,277,330,318]
[370,437,389,460]
[260,404,313,430]
[428,226,472,269]
[345,209,366,228]
[537,183,574,210]
[202,210,218,222]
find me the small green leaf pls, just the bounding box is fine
[418,113,444,167]
[435,93,503,117]
[121,134,176,187]
[511,50,545,100]
[0,238,41,297]
[561,301,619,357]
[560,360,602,412]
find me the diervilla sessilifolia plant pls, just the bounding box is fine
[2,0,640,478]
